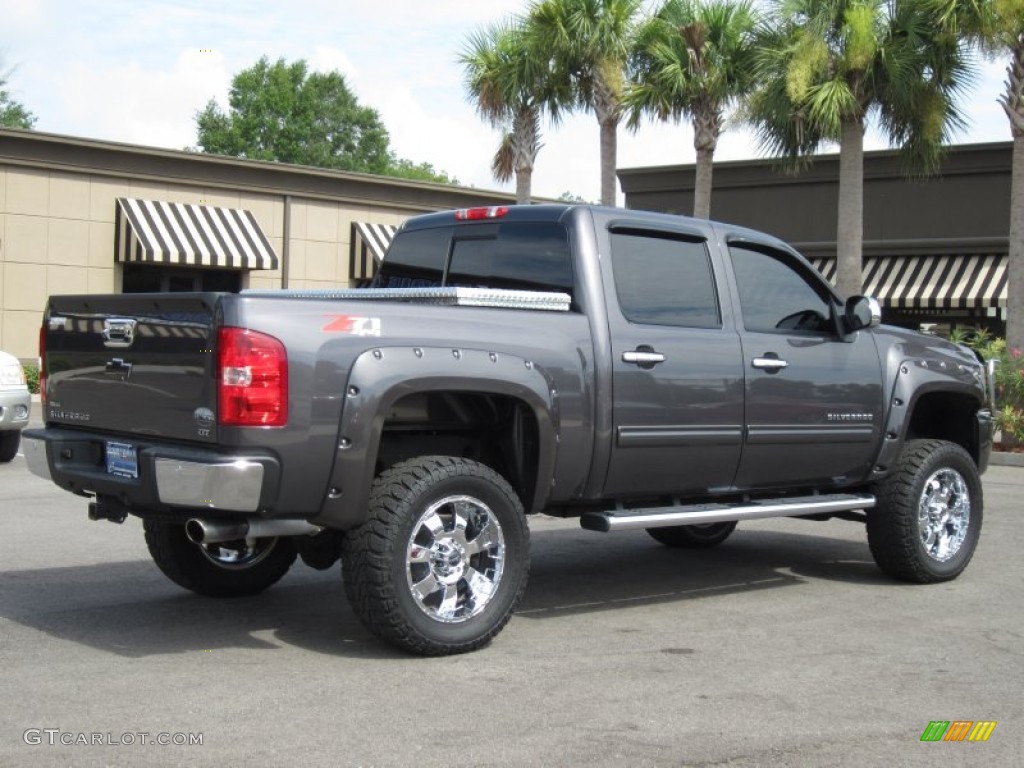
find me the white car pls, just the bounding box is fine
[0,350,31,462]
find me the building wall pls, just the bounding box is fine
[618,142,1011,259]
[0,129,514,359]
[284,201,406,291]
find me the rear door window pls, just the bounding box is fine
[610,229,720,328]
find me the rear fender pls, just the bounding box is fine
[315,346,559,529]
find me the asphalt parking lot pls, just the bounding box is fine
[2,437,1021,767]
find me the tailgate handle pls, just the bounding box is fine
[102,318,137,348]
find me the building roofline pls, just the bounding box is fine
[618,140,1014,192]
[0,127,517,212]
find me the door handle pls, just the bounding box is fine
[622,348,666,368]
[751,356,789,372]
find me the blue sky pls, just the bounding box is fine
[2,0,1011,203]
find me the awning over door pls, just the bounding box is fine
[115,197,279,270]
[350,222,397,281]
[809,254,1008,308]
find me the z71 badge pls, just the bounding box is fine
[322,315,382,337]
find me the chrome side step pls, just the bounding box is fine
[580,493,876,533]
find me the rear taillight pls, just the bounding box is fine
[38,324,47,404]
[218,327,288,427]
[454,206,509,221]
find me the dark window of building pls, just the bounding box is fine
[729,244,832,334]
[610,230,720,328]
[122,265,242,293]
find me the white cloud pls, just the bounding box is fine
[3,0,47,28]
[55,48,229,149]
[308,46,358,80]
[963,58,1011,143]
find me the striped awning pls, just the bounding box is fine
[115,198,278,270]
[809,254,1008,308]
[350,222,397,282]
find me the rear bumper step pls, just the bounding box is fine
[580,493,876,533]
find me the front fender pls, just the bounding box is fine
[314,345,559,529]
[872,357,987,478]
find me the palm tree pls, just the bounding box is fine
[745,0,970,298]
[626,0,757,219]
[925,0,1024,349]
[528,0,643,206]
[461,19,563,204]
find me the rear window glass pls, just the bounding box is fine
[373,227,451,288]
[448,222,572,294]
[374,222,573,296]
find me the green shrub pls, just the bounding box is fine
[23,363,39,395]
[950,330,1024,443]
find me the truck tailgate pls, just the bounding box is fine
[44,294,219,444]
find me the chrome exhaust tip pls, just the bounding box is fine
[185,518,323,544]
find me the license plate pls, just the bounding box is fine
[105,441,138,479]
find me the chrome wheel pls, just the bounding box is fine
[868,439,982,584]
[198,537,278,570]
[406,495,506,623]
[918,468,970,563]
[343,457,530,655]
[144,520,296,597]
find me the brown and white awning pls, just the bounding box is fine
[350,221,397,282]
[115,197,278,270]
[809,254,1008,308]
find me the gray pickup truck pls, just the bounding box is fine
[24,204,993,655]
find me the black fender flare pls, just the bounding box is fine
[315,345,559,529]
[871,357,987,478]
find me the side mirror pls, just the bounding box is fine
[844,295,881,333]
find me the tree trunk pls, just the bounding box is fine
[694,148,714,220]
[1004,43,1024,356]
[835,118,865,299]
[592,71,621,207]
[1004,132,1024,448]
[511,106,538,205]
[599,116,618,207]
[515,168,532,205]
[692,107,721,220]
[1007,132,1024,353]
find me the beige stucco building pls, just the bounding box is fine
[0,128,514,360]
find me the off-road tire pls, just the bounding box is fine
[646,521,737,548]
[143,520,297,597]
[342,456,530,656]
[868,439,982,583]
[0,430,20,463]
